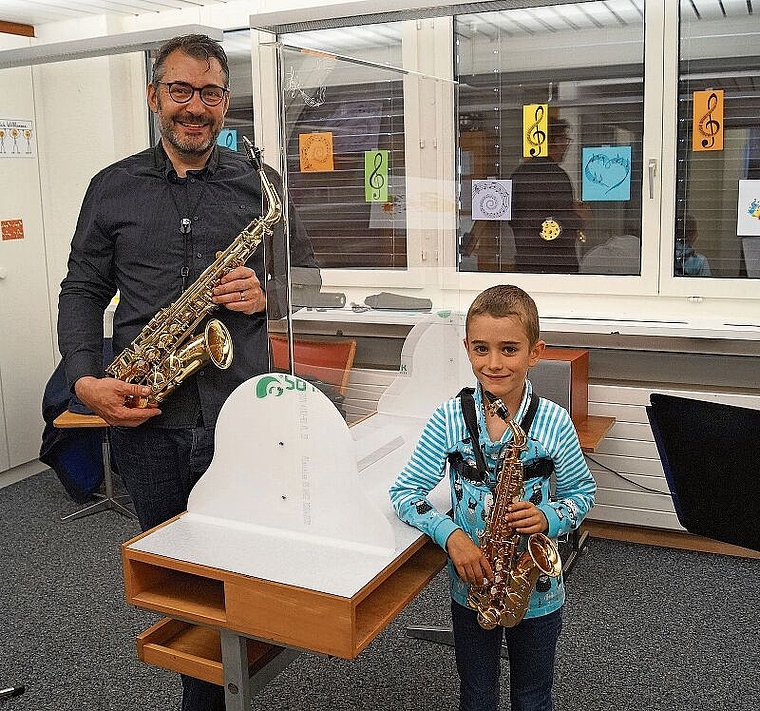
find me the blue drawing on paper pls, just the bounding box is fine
[217,128,238,151]
[582,146,632,201]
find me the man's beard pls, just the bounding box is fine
[156,95,222,157]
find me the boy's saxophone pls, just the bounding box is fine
[467,391,562,629]
[106,137,282,408]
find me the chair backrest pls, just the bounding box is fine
[647,393,760,552]
[269,334,357,396]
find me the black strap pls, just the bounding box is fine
[457,387,489,478]
[521,391,540,435]
[456,387,540,481]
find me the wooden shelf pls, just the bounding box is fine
[576,415,616,453]
[137,618,283,686]
[124,555,227,625]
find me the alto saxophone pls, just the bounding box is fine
[467,391,562,629]
[106,137,282,408]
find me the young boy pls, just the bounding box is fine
[389,284,596,711]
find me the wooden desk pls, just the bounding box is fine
[123,519,447,709]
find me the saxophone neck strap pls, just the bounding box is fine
[456,387,540,480]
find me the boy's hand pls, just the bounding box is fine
[507,500,549,535]
[446,529,494,585]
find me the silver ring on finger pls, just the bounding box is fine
[239,290,245,302]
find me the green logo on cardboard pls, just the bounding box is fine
[256,375,284,398]
[255,374,315,398]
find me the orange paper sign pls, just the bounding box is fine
[299,132,334,172]
[692,90,724,152]
[1,219,24,240]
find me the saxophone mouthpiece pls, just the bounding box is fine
[241,136,262,171]
[483,389,511,421]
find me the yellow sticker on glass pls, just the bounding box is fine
[523,104,548,158]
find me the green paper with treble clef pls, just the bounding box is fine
[693,89,723,152]
[365,150,389,202]
[523,104,548,158]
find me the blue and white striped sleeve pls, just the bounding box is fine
[389,403,460,550]
[533,400,597,538]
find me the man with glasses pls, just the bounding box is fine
[57,34,319,711]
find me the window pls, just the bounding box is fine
[676,0,760,279]
[455,0,645,275]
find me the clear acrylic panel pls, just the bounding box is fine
[264,33,462,428]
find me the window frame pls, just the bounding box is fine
[249,0,760,316]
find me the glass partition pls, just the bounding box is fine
[455,0,645,275]
[278,26,407,269]
[676,0,760,279]
[264,37,458,423]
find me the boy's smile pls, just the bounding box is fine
[463,313,544,417]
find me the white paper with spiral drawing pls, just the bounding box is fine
[472,179,512,220]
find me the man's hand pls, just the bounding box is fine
[507,500,549,535]
[212,265,265,316]
[74,376,161,427]
[446,528,494,586]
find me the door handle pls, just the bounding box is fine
[648,158,657,199]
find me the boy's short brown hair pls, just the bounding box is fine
[465,285,540,345]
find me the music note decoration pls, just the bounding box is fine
[523,104,548,159]
[692,89,724,153]
[299,132,335,172]
[364,150,389,202]
[472,179,512,221]
[581,146,632,202]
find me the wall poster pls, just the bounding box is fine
[737,179,760,236]
[581,146,632,201]
[0,119,36,158]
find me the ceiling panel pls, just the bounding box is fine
[0,0,223,28]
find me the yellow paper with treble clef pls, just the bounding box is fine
[693,90,724,152]
[523,104,549,158]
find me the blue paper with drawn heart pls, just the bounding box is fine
[582,146,632,201]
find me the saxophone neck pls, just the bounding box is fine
[482,388,528,449]
[242,136,282,227]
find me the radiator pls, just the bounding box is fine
[345,368,760,532]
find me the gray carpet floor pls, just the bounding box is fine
[1,469,758,710]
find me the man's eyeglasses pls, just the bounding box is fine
[156,81,229,107]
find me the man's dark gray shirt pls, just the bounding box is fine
[58,142,319,429]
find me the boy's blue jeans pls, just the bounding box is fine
[451,600,562,711]
[112,425,225,711]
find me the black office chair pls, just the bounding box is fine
[646,393,760,552]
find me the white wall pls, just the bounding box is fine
[0,33,56,470]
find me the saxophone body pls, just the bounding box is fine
[106,138,282,408]
[466,392,562,630]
